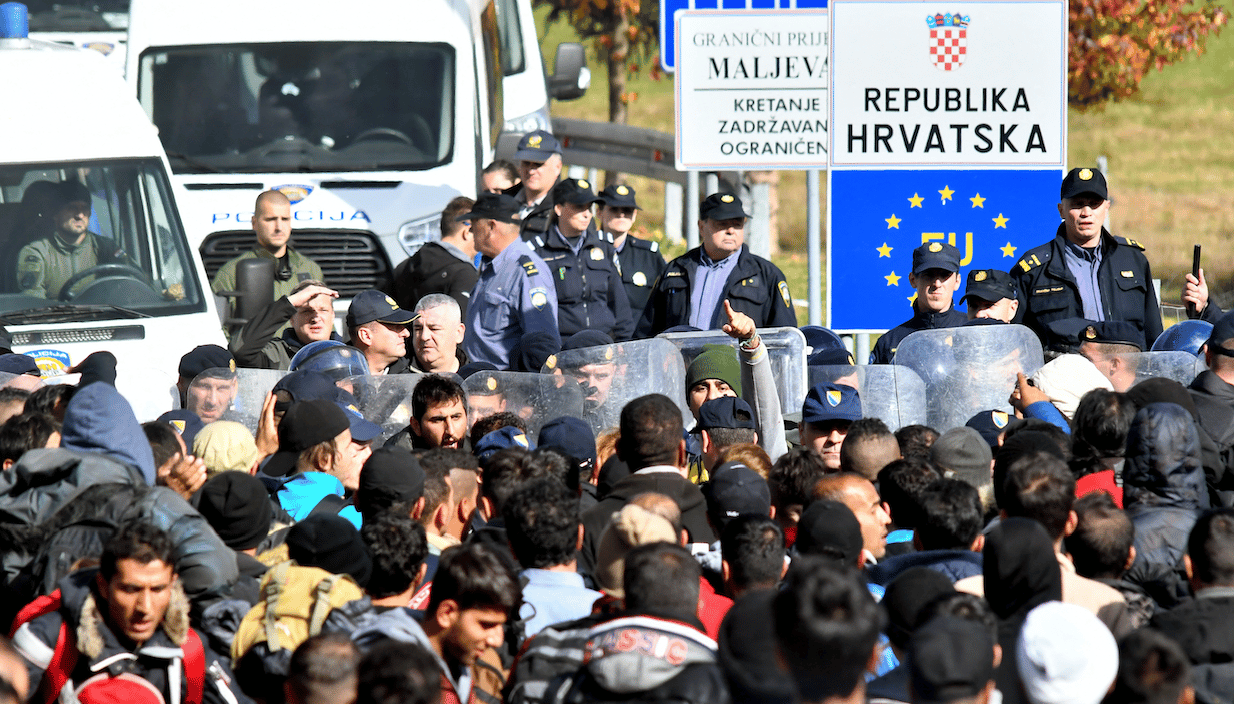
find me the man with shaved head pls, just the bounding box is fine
[212,189,325,327]
[813,473,892,564]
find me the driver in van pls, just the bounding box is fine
[16,180,124,299]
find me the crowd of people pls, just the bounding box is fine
[0,157,1228,704]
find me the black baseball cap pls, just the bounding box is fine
[1079,321,1145,351]
[912,241,961,275]
[457,192,523,224]
[1060,167,1108,200]
[961,269,1017,303]
[514,130,562,161]
[699,193,749,221]
[264,399,351,477]
[908,616,995,704]
[0,353,40,376]
[1209,311,1234,356]
[178,344,235,379]
[538,416,597,467]
[357,447,426,514]
[697,396,757,431]
[793,499,862,566]
[272,370,338,415]
[346,290,416,329]
[598,184,640,210]
[553,178,601,206]
[702,462,771,532]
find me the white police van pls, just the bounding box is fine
[24,0,128,71]
[125,0,586,314]
[0,3,225,418]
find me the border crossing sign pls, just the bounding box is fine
[660,0,829,72]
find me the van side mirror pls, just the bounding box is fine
[549,43,590,101]
[228,257,275,327]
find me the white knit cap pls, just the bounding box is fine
[1029,354,1113,420]
[1016,601,1118,704]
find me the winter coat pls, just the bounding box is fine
[1150,588,1234,704]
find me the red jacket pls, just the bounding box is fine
[697,576,733,640]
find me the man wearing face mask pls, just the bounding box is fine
[869,241,967,364]
[528,178,633,341]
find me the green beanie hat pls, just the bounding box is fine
[686,344,742,397]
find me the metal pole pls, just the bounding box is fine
[704,172,719,197]
[749,180,771,259]
[567,165,586,179]
[588,167,600,187]
[807,169,821,325]
[687,170,700,250]
[664,181,684,245]
[856,333,870,366]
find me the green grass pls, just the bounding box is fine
[539,9,1234,315]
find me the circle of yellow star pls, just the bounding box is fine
[877,243,893,258]
[1000,242,1017,258]
[908,193,924,208]
[992,213,1009,228]
[970,193,986,208]
[885,271,901,286]
[939,185,955,202]
[885,214,901,229]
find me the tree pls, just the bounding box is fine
[1069,0,1226,109]
[536,0,660,127]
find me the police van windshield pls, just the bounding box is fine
[26,0,129,31]
[0,160,206,322]
[138,42,456,174]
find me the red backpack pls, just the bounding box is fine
[9,590,205,704]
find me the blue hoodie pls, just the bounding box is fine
[276,472,362,529]
[60,381,156,484]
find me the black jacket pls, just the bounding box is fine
[1150,589,1234,704]
[1189,370,1234,504]
[1124,402,1208,609]
[529,226,634,341]
[865,548,983,586]
[615,236,667,316]
[510,184,556,241]
[636,245,796,338]
[869,306,968,364]
[1012,225,1163,349]
[386,241,477,317]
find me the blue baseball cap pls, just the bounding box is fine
[157,409,205,449]
[538,416,596,466]
[346,290,416,329]
[697,396,757,431]
[474,426,535,461]
[801,382,862,425]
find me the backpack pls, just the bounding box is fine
[230,561,366,673]
[9,590,205,704]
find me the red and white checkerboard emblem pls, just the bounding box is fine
[929,27,966,70]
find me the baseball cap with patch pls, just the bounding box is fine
[514,130,562,161]
[912,241,961,275]
[801,382,862,425]
[553,178,602,206]
[700,193,750,221]
[457,192,523,224]
[962,269,1017,303]
[598,184,641,210]
[1060,167,1108,200]
[474,425,535,461]
[346,289,417,329]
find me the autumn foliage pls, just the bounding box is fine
[1069,0,1226,109]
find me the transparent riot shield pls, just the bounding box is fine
[807,365,927,431]
[542,338,688,434]
[345,374,425,445]
[1120,351,1205,391]
[893,324,1045,431]
[189,368,287,431]
[463,371,586,439]
[657,327,808,417]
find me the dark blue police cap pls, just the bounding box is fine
[698,396,757,431]
[346,290,416,329]
[458,192,522,224]
[801,382,862,425]
[962,269,1017,303]
[538,416,596,465]
[598,184,640,210]
[553,178,601,206]
[178,344,235,379]
[157,409,205,449]
[514,130,562,161]
[911,241,961,275]
[700,193,749,221]
[1080,321,1144,351]
[1060,167,1108,200]
[0,353,40,376]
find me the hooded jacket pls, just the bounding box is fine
[1123,402,1208,609]
[579,470,715,577]
[60,380,156,484]
[352,606,475,704]
[11,569,250,704]
[544,614,729,704]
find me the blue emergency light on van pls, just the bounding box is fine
[0,2,28,39]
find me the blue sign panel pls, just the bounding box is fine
[661,0,828,72]
[828,169,1060,331]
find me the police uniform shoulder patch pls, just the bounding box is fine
[778,281,792,307]
[519,256,540,277]
[1116,236,1146,250]
[530,287,549,310]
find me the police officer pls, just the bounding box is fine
[636,192,796,337]
[869,241,967,364]
[461,192,560,369]
[17,179,126,299]
[599,183,666,316]
[507,130,562,241]
[961,268,1019,323]
[1013,167,1162,351]
[529,178,633,341]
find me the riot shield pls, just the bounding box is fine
[542,338,688,434]
[807,365,927,431]
[345,374,425,445]
[893,324,1045,431]
[1122,351,1205,391]
[657,327,808,416]
[189,368,287,431]
[463,371,586,439]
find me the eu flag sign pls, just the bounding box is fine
[828,169,1060,331]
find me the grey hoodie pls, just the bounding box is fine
[352,607,473,703]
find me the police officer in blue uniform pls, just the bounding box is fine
[869,241,967,364]
[599,184,666,316]
[1013,167,1163,351]
[529,178,634,341]
[460,193,560,369]
[636,192,796,337]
